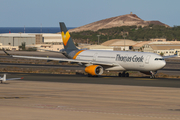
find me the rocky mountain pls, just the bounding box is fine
[69,13,169,32]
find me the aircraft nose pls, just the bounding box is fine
[160,60,166,68]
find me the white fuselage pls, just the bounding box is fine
[75,50,166,71]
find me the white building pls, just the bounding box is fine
[144,43,180,56]
[41,34,62,44]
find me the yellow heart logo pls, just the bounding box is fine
[61,31,70,46]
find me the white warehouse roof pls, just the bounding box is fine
[42,33,62,43]
[0,33,36,37]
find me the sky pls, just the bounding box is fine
[0,0,180,27]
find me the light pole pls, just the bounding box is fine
[97,35,100,45]
[123,35,126,51]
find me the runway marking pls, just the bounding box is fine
[135,78,158,81]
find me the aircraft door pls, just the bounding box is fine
[145,55,151,64]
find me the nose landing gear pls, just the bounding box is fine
[150,71,157,79]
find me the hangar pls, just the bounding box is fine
[0,33,36,46]
[0,33,62,50]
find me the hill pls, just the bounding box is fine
[70,25,180,44]
[69,13,169,32]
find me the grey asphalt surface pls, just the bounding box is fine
[0,51,180,120]
[3,72,180,88]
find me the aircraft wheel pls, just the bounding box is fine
[125,73,129,77]
[122,72,125,77]
[150,71,157,79]
[88,74,98,77]
[150,75,155,79]
[88,74,92,77]
[93,75,98,77]
[118,73,122,77]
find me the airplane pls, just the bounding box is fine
[0,74,23,83]
[3,22,178,79]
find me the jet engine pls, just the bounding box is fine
[85,65,103,76]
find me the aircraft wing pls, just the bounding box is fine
[3,48,118,66]
[11,55,118,66]
[6,77,24,81]
[3,49,117,66]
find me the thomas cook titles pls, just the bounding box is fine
[116,54,144,62]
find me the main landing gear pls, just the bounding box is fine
[118,71,129,77]
[87,74,98,77]
[150,71,157,79]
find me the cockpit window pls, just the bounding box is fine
[155,58,164,60]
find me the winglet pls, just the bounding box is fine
[3,48,12,57]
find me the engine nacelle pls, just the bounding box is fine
[85,65,103,76]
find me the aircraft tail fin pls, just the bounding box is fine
[59,22,78,51]
[174,51,178,55]
[2,74,6,82]
[163,51,178,59]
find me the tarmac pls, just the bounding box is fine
[0,73,180,120]
[0,51,180,119]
